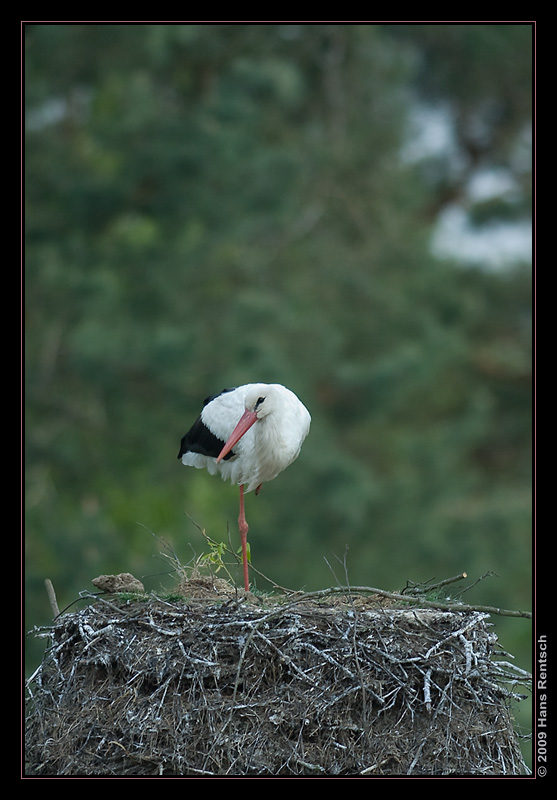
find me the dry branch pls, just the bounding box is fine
[294,585,532,619]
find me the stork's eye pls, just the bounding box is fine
[255,396,265,409]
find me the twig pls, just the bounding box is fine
[424,615,490,660]
[423,668,432,712]
[286,585,532,619]
[403,572,468,595]
[44,578,60,618]
[456,571,498,599]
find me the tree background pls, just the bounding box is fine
[24,22,532,758]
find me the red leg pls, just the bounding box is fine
[238,484,250,591]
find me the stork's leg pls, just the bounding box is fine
[238,484,250,591]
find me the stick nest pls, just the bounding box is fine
[25,577,530,777]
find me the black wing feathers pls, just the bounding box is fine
[177,416,231,460]
[177,388,238,461]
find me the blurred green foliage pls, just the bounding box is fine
[25,23,532,738]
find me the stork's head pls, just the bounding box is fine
[216,385,274,463]
[243,385,276,419]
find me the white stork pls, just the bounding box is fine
[178,383,311,591]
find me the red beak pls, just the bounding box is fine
[216,409,258,463]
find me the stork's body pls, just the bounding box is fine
[178,383,311,590]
